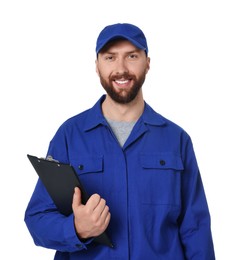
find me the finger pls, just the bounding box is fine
[101,211,111,230]
[93,198,106,216]
[100,204,110,220]
[72,187,82,210]
[86,193,101,211]
[104,211,111,227]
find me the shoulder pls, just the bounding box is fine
[56,109,91,136]
[144,102,189,136]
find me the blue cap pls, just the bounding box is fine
[96,23,148,54]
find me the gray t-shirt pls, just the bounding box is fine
[106,118,136,147]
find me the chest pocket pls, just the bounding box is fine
[71,156,104,196]
[140,152,183,171]
[139,152,184,206]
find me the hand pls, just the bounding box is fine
[72,187,111,239]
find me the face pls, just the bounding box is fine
[96,40,150,104]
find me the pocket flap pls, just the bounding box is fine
[72,156,103,174]
[140,153,184,170]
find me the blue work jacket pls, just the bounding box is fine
[25,95,215,259]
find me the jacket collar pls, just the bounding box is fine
[83,95,166,132]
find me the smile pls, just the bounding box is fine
[115,80,130,84]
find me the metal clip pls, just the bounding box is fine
[46,155,59,163]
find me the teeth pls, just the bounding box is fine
[115,80,128,84]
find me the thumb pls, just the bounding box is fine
[72,187,82,210]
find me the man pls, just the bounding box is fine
[25,23,215,259]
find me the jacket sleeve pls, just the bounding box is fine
[24,125,91,252]
[179,133,215,260]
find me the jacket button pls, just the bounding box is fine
[78,165,84,170]
[160,160,165,166]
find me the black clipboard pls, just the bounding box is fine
[27,154,113,248]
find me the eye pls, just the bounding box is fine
[105,55,115,61]
[128,53,138,59]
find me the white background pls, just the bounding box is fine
[1,1,245,259]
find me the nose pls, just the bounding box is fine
[115,58,129,75]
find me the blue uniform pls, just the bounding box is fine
[25,95,215,259]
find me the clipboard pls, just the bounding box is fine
[27,154,113,248]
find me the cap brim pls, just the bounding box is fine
[96,35,146,54]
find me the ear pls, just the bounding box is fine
[145,57,150,74]
[95,59,99,75]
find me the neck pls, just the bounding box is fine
[102,92,144,122]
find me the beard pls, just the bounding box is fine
[98,71,146,104]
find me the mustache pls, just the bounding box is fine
[110,72,136,81]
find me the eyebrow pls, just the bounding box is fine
[102,49,141,55]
